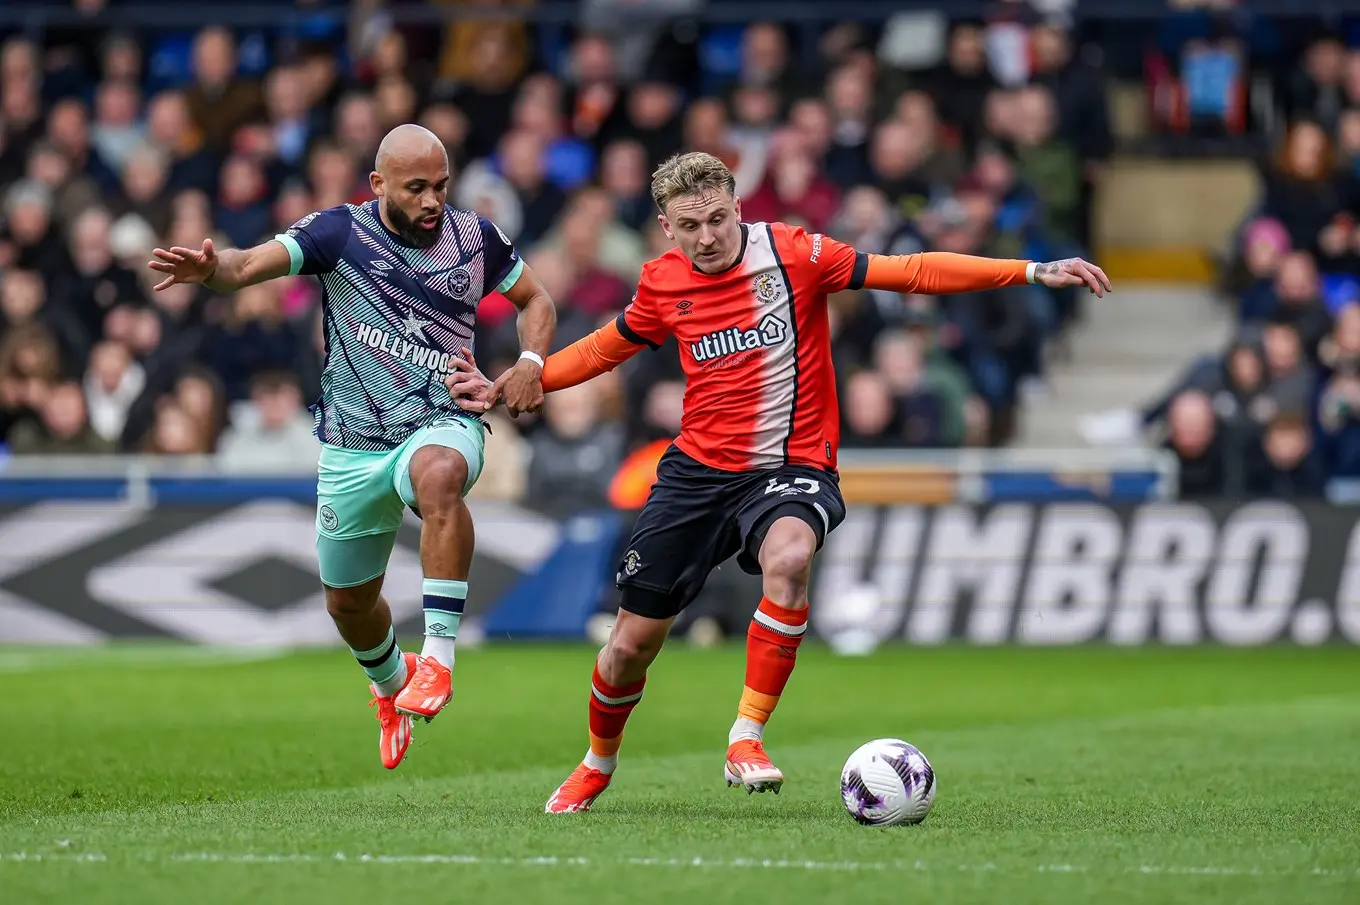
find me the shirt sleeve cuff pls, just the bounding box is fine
[1026,262,1038,284]
[496,258,525,295]
[274,234,305,276]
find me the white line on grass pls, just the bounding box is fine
[2,852,1355,878]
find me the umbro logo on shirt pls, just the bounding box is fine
[369,260,393,271]
[675,299,694,315]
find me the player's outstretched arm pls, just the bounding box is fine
[444,319,644,411]
[148,238,293,293]
[492,264,558,416]
[861,252,1112,298]
[542,320,645,392]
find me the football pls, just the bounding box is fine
[840,738,936,826]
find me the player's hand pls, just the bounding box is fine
[148,239,218,291]
[444,350,498,412]
[1032,258,1113,297]
[493,357,545,418]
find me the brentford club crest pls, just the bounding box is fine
[752,272,781,303]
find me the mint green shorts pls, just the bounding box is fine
[315,417,485,588]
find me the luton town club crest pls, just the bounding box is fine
[753,272,781,303]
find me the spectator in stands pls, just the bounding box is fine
[6,381,112,455]
[1012,85,1081,247]
[202,281,304,402]
[1252,411,1326,497]
[0,267,86,372]
[610,79,684,165]
[683,98,763,198]
[143,400,209,455]
[1263,120,1344,255]
[872,329,947,447]
[115,144,172,238]
[536,187,642,303]
[527,381,623,516]
[824,63,874,189]
[1285,33,1346,132]
[25,139,100,229]
[741,128,842,233]
[842,369,904,448]
[307,140,363,210]
[565,34,624,150]
[1270,250,1333,356]
[84,339,145,444]
[599,139,653,232]
[450,25,526,160]
[419,102,471,172]
[1238,216,1290,321]
[511,74,595,193]
[265,66,315,169]
[184,27,264,153]
[0,323,63,444]
[217,370,318,471]
[145,90,217,196]
[498,129,566,245]
[214,155,272,249]
[868,119,935,222]
[46,98,118,194]
[2,181,67,275]
[1166,389,1237,498]
[930,22,997,149]
[91,80,146,174]
[374,76,419,136]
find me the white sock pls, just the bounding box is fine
[421,636,456,670]
[729,717,765,746]
[372,654,409,698]
[583,749,618,775]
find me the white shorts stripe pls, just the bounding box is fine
[753,609,807,637]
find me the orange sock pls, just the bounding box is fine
[586,664,644,770]
[737,597,808,728]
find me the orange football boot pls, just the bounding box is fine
[724,739,784,794]
[394,655,452,722]
[369,651,419,770]
[544,764,613,813]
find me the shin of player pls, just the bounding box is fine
[726,517,816,792]
[392,445,476,722]
[545,607,668,813]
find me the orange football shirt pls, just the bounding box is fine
[615,222,863,472]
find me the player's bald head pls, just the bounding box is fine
[374,124,447,176]
[371,124,451,249]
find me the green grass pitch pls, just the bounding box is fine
[1,643,1358,905]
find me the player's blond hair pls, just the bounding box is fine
[650,152,736,214]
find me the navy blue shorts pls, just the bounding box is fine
[615,445,846,620]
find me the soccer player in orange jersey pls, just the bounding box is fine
[448,152,1111,813]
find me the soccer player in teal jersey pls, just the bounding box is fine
[149,125,554,769]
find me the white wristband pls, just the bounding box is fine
[1026,262,1038,284]
[519,350,545,368]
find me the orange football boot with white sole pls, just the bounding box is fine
[724,739,784,794]
[544,764,613,813]
[394,655,452,722]
[369,651,419,770]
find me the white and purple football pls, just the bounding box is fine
[840,739,936,826]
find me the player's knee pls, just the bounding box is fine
[606,624,666,671]
[409,448,468,516]
[758,517,818,582]
[324,579,382,619]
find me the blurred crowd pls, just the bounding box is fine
[0,0,1109,511]
[1085,24,1360,499]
